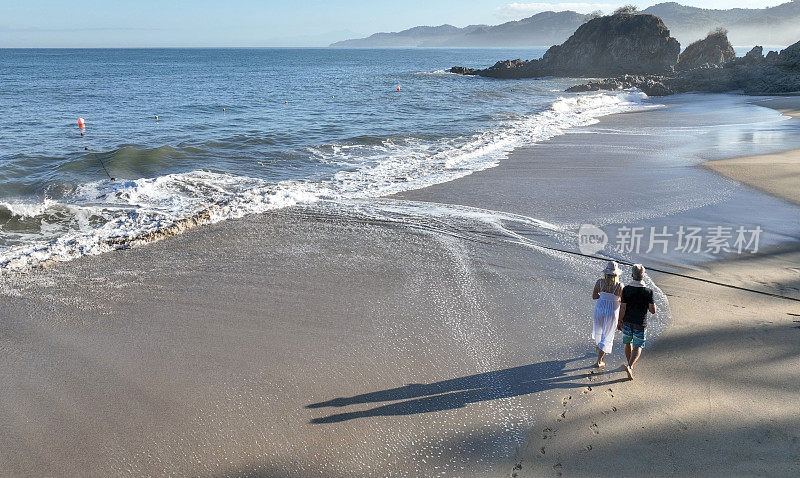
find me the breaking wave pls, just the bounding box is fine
[0,91,654,274]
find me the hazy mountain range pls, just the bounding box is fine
[330,1,800,48]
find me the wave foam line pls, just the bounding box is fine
[0,91,655,275]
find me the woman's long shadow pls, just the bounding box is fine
[307,354,627,424]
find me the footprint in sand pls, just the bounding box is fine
[562,395,572,406]
[557,410,567,422]
[590,423,600,435]
[586,444,593,451]
[542,427,556,440]
[540,446,546,455]
[553,462,563,477]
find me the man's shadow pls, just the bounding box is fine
[307,354,627,424]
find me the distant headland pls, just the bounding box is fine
[330,1,800,48]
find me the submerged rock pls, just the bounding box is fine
[449,66,479,75]
[450,13,680,79]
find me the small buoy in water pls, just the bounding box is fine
[154,115,159,120]
[222,108,226,112]
[77,117,85,128]
[285,101,288,104]
[332,95,335,98]
[84,146,89,151]
[110,177,116,181]
[80,131,84,137]
[396,86,400,91]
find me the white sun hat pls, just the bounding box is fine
[603,260,622,276]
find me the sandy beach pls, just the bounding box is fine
[517,245,800,477]
[2,95,800,476]
[705,151,800,206]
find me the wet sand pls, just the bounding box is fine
[0,202,616,477]
[754,95,800,119]
[2,94,800,476]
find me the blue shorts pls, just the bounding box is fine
[622,323,646,348]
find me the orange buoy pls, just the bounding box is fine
[77,117,85,128]
[396,86,400,91]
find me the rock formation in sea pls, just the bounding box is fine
[568,38,800,95]
[675,28,735,71]
[450,12,680,79]
[451,10,800,97]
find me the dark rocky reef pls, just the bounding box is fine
[567,39,800,95]
[567,75,674,96]
[675,29,735,71]
[450,13,680,79]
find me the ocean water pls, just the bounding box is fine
[0,48,651,273]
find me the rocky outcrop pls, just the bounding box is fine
[740,46,765,65]
[567,39,800,96]
[675,30,735,71]
[774,40,800,68]
[566,75,673,96]
[451,13,680,79]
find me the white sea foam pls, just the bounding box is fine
[0,198,60,218]
[0,91,654,274]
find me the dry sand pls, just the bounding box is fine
[704,151,800,206]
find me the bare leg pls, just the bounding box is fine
[625,343,632,363]
[596,347,606,367]
[628,347,643,369]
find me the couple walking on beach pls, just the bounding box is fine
[592,261,656,380]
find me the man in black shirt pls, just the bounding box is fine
[619,264,656,380]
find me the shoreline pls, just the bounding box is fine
[702,97,800,206]
[2,94,800,476]
[514,96,800,476]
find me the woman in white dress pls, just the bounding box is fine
[591,261,624,368]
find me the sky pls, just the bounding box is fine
[0,0,790,47]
